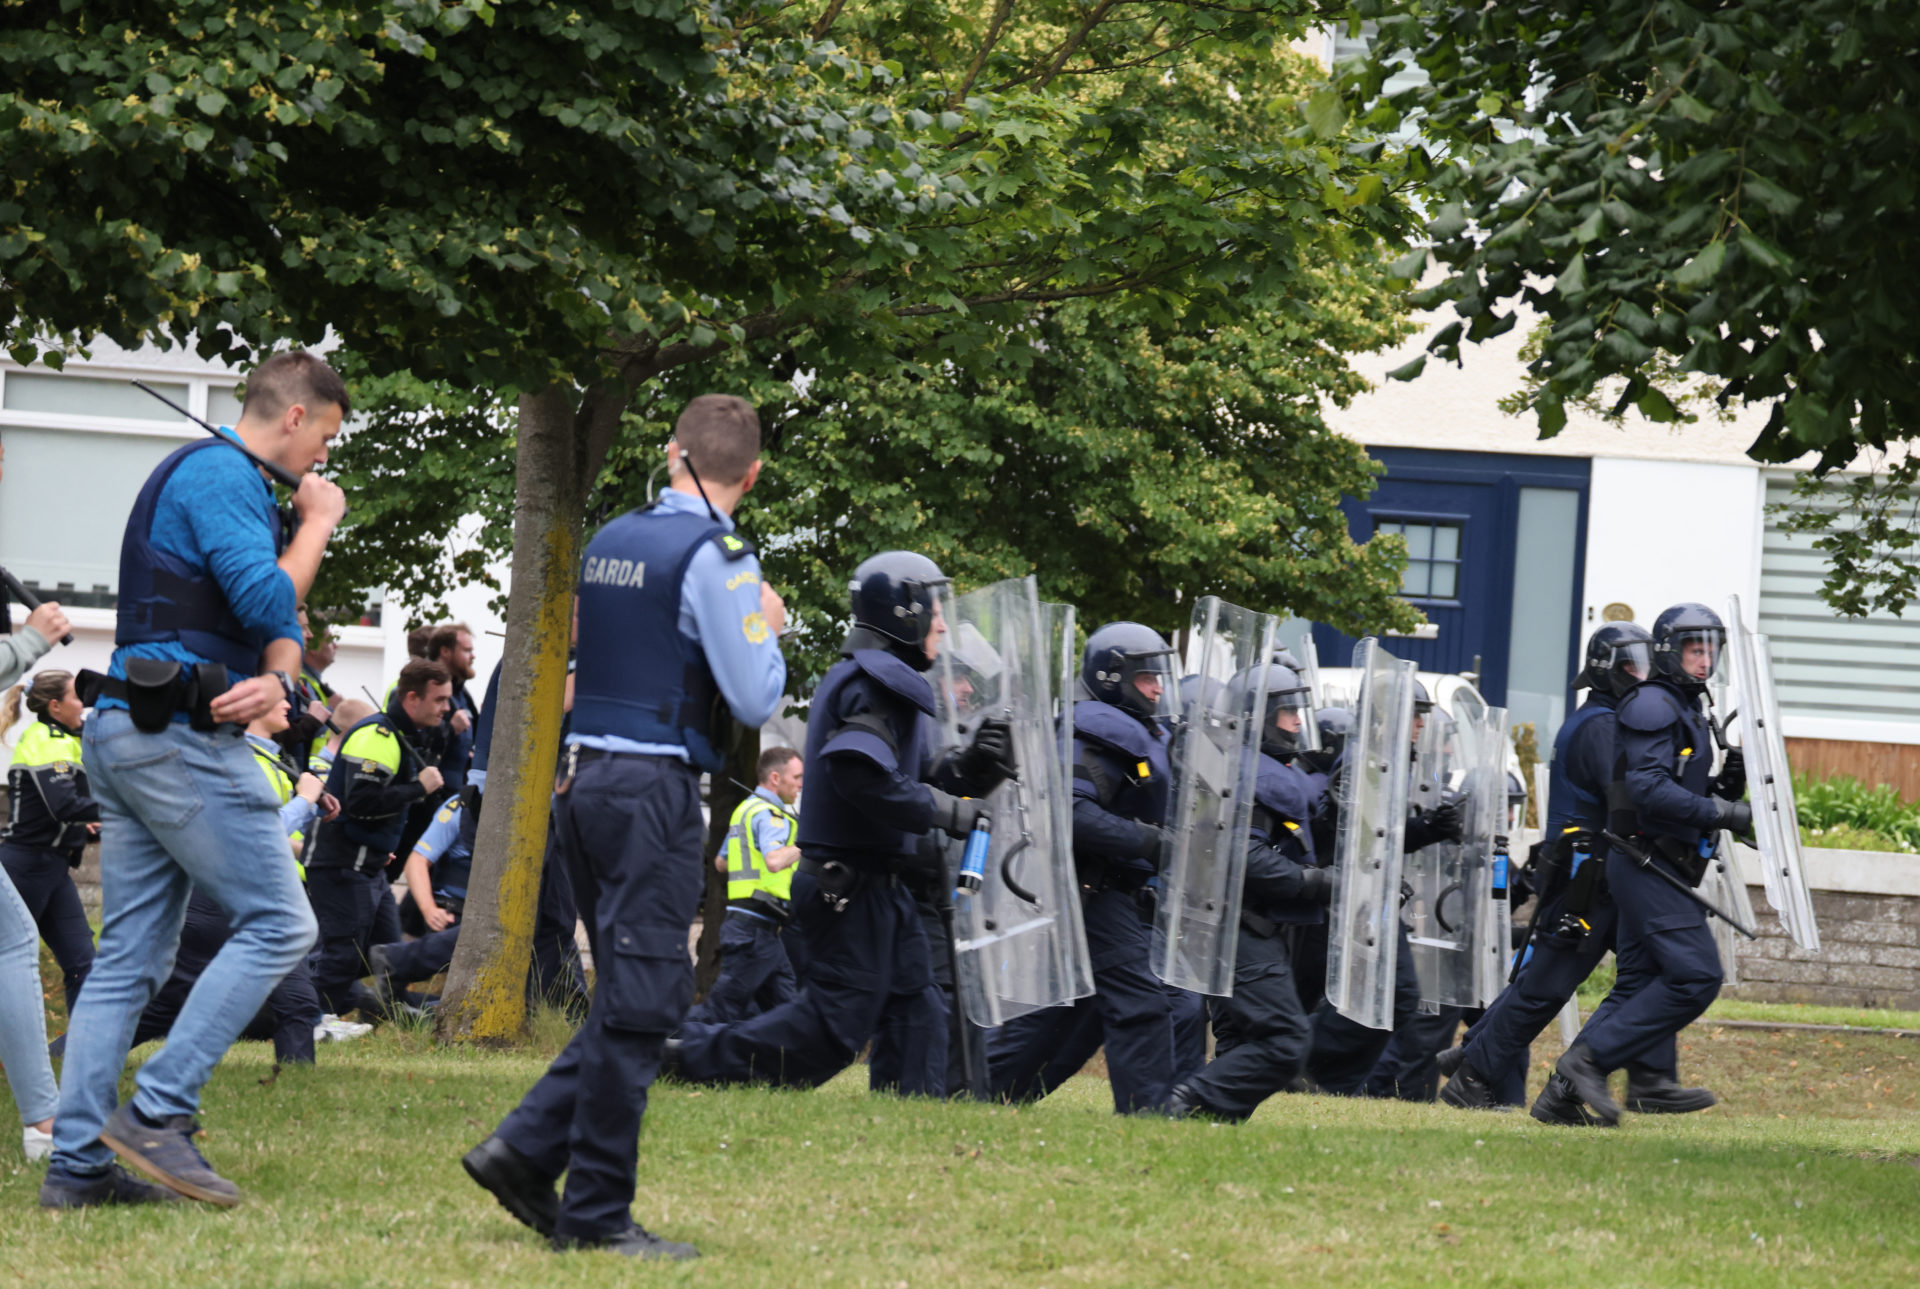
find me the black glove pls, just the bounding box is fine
[931,790,986,842]
[1299,865,1334,905]
[1426,795,1465,843]
[1137,822,1174,869]
[1712,748,1747,801]
[1715,796,1753,838]
[956,716,1018,793]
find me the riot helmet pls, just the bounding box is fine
[849,551,950,671]
[1575,621,1653,698]
[1297,705,1354,775]
[1253,662,1319,761]
[1650,602,1725,694]
[1271,646,1302,672]
[1082,621,1176,721]
[1411,678,1434,715]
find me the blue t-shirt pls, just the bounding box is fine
[105,432,302,702]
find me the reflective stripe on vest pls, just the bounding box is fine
[724,796,794,903]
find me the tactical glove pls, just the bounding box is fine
[1300,865,1334,905]
[1714,796,1753,838]
[1137,822,1174,869]
[1711,748,1747,801]
[931,790,986,842]
[957,716,1018,794]
[1428,794,1466,842]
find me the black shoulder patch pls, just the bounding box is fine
[712,531,755,562]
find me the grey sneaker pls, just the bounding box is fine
[40,1162,183,1208]
[98,1102,241,1206]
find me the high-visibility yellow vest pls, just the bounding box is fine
[249,738,306,878]
[723,794,794,904]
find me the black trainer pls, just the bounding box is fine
[97,1102,240,1206]
[40,1161,183,1209]
[1553,1042,1622,1126]
[553,1222,700,1261]
[463,1135,560,1236]
[1435,1044,1468,1080]
[1438,1062,1497,1110]
[1530,1072,1612,1128]
[1625,1076,1718,1115]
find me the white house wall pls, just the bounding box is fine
[1581,456,1763,638]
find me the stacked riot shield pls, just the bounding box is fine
[1039,599,1093,999]
[1724,594,1820,953]
[1155,598,1277,996]
[1300,636,1325,708]
[1403,702,1473,1010]
[1701,836,1760,983]
[1465,704,1511,1007]
[933,577,1093,1026]
[1326,639,1416,1031]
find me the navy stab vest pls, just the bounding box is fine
[1071,699,1171,878]
[1248,751,1324,925]
[796,650,937,865]
[116,438,285,675]
[316,713,420,857]
[1614,678,1714,845]
[570,503,734,772]
[1544,696,1615,836]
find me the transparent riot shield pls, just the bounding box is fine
[1402,705,1474,1011]
[1701,836,1759,984]
[1039,599,1094,999]
[932,577,1092,1026]
[1154,597,1278,995]
[1326,639,1416,1031]
[1300,636,1325,708]
[1724,594,1820,953]
[1467,705,1512,1007]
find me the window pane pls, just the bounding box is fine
[3,373,188,421]
[206,384,244,427]
[1376,520,1402,540]
[1433,523,1461,560]
[1402,523,1433,560]
[1430,562,1458,599]
[0,426,183,597]
[1400,561,1430,597]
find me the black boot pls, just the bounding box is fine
[1625,1075,1718,1115]
[463,1135,560,1236]
[1529,1073,1611,1128]
[1435,1044,1467,1080]
[1553,1042,1622,1126]
[1166,1082,1205,1120]
[659,1036,684,1078]
[1439,1061,1498,1110]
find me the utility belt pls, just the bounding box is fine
[309,843,390,877]
[727,892,793,926]
[556,742,692,794]
[1241,908,1278,939]
[798,855,896,912]
[78,660,233,733]
[1077,854,1151,896]
[1643,834,1712,887]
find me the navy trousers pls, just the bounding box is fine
[307,868,390,1014]
[134,890,320,1065]
[1182,925,1312,1119]
[1365,1003,1468,1101]
[685,911,797,1024]
[1167,981,1209,1087]
[493,754,705,1242]
[675,864,938,1091]
[1305,922,1421,1095]
[1575,850,1723,1073]
[868,894,952,1097]
[382,921,462,986]
[1459,890,1676,1106]
[986,887,1175,1114]
[0,842,95,1015]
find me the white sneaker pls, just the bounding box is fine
[23,1126,53,1163]
[314,1014,374,1043]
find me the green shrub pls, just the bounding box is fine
[1793,773,1920,852]
[1800,822,1914,853]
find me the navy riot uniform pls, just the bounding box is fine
[988,621,1179,1115]
[1556,605,1743,1125]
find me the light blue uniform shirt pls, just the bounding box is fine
[569,488,786,760]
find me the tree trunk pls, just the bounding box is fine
[437,386,588,1043]
[694,727,761,998]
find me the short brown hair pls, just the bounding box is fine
[397,659,451,699]
[406,625,435,658]
[757,746,800,781]
[427,622,471,661]
[675,394,761,486]
[240,350,350,421]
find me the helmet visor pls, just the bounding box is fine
[1669,627,1724,682]
[1271,682,1320,754]
[1121,647,1179,722]
[1608,641,1653,685]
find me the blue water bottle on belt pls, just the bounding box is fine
[956,811,993,894]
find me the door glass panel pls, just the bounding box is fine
[1402,524,1432,560]
[1433,524,1460,560]
[1430,562,1458,599]
[1401,562,1430,597]
[1504,487,1580,750]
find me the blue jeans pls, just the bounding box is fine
[0,866,58,1125]
[53,711,318,1173]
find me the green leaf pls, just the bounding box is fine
[1386,355,1427,382]
[1742,173,1802,217]
[1670,92,1715,124]
[1574,208,1606,243]
[1555,252,1586,295]
[195,90,229,117]
[1740,231,1793,273]
[1672,240,1727,288]
[1636,385,1681,422]
[1476,93,1504,117]
[1429,202,1467,241]
[1303,87,1347,140]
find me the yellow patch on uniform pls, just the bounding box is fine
[725,569,760,591]
[1136,761,1151,779]
[1283,820,1300,831]
[53,762,71,773]
[361,759,381,772]
[742,611,770,644]
[1681,747,1693,757]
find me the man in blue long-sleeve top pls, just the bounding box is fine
[1168,662,1331,1120]
[43,352,347,1210]
[462,396,788,1262]
[1555,603,1751,1126]
[666,552,1012,1101]
[987,621,1181,1115]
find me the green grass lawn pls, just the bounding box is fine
[4,1018,1918,1288]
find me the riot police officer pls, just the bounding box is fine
[1168,662,1330,1119]
[987,622,1179,1115]
[668,552,1011,1096]
[463,395,787,1260]
[1556,603,1747,1125]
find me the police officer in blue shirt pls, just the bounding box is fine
[1556,603,1749,1126]
[987,622,1180,1115]
[666,552,1013,1098]
[1168,662,1331,1120]
[44,351,346,1209]
[462,395,786,1261]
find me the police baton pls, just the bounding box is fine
[1598,829,1758,940]
[0,565,74,646]
[131,380,306,491]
